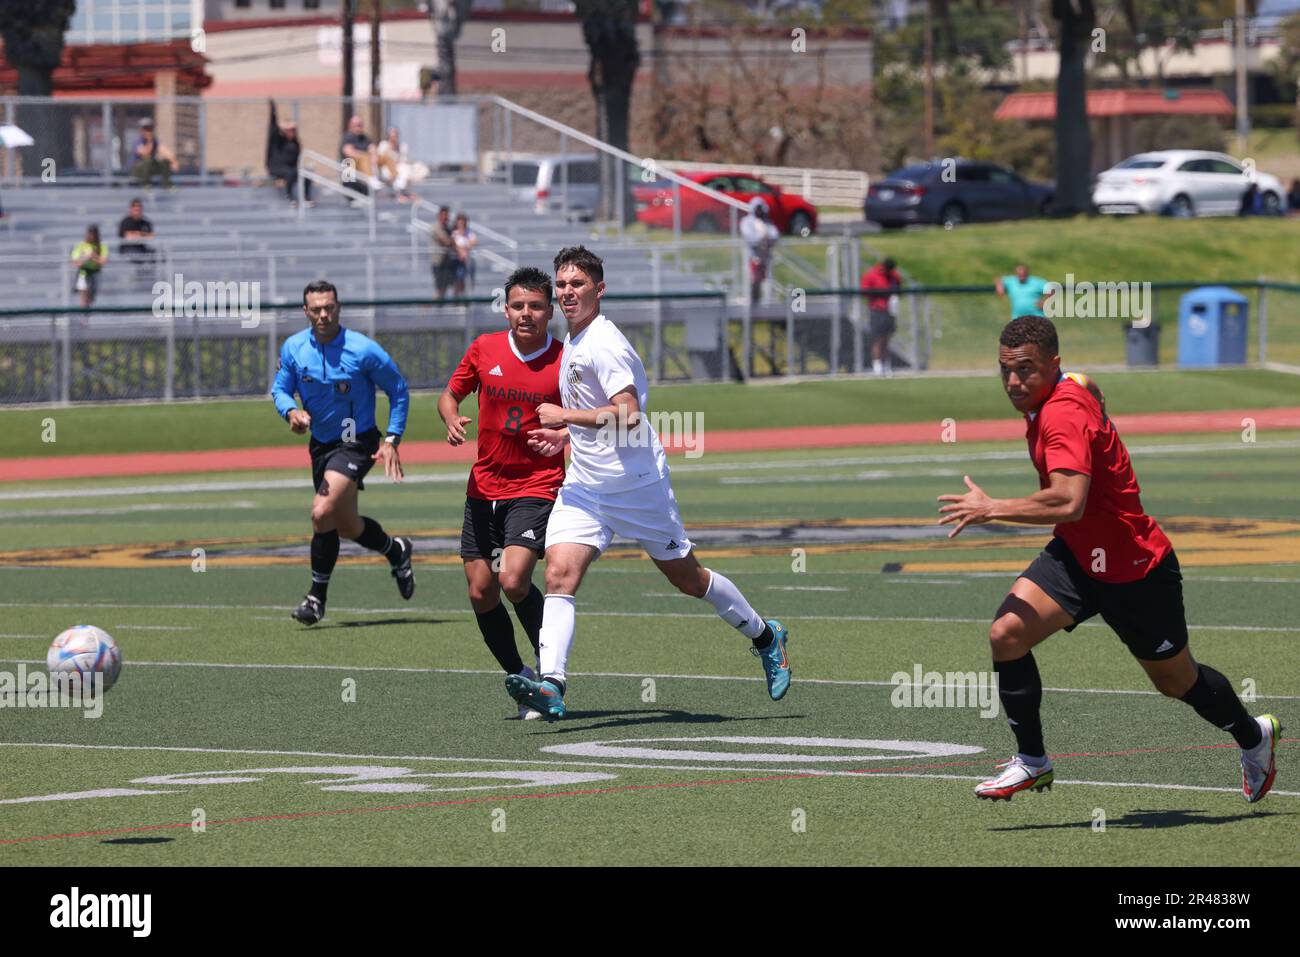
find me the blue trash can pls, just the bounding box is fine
[1177,286,1249,366]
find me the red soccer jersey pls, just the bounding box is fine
[860,266,899,311]
[447,331,565,501]
[1026,375,1173,583]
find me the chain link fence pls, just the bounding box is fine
[4,282,1295,406]
[0,293,731,405]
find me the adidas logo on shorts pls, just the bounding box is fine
[521,529,536,540]
[488,365,504,377]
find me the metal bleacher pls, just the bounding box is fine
[0,174,725,311]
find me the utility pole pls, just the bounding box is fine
[1234,0,1249,156]
[923,0,935,158]
[370,0,383,138]
[342,0,356,133]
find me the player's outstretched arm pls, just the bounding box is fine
[437,388,472,446]
[938,470,1090,537]
[537,386,640,430]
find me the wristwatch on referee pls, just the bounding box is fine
[384,433,401,448]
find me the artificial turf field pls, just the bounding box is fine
[0,373,1298,866]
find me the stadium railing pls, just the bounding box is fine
[2,282,1296,406]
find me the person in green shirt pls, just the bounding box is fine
[70,225,109,308]
[995,263,1052,319]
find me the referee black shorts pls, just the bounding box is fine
[309,427,381,494]
[460,496,554,562]
[1018,537,1189,661]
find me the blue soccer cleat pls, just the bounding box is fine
[505,673,567,722]
[752,618,791,700]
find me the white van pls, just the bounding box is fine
[501,154,601,219]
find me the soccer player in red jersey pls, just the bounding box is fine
[439,267,569,719]
[937,316,1280,802]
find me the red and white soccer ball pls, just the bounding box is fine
[47,625,123,692]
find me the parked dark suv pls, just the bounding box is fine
[865,160,1054,228]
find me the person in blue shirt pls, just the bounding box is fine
[995,263,1053,319]
[273,280,415,624]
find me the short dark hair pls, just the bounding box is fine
[882,257,897,272]
[303,279,340,306]
[553,245,604,283]
[130,197,143,207]
[504,266,552,303]
[1000,315,1059,357]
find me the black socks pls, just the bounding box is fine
[475,603,524,675]
[510,585,544,654]
[309,530,340,602]
[994,653,1046,759]
[1180,663,1262,750]
[355,516,402,566]
[752,623,774,650]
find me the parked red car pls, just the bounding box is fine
[634,171,818,236]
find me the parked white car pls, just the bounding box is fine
[1092,150,1285,217]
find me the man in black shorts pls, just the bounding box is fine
[273,280,415,625]
[438,267,567,718]
[937,316,1280,802]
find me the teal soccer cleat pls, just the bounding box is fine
[505,673,567,722]
[752,619,791,700]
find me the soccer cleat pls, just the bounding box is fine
[751,619,792,701]
[291,595,325,625]
[975,756,1055,801]
[391,537,415,600]
[505,673,566,722]
[515,666,545,721]
[1241,714,1282,804]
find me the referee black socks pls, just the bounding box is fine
[1180,663,1263,750]
[309,530,340,602]
[994,653,1047,760]
[355,516,402,566]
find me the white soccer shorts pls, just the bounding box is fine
[545,478,693,561]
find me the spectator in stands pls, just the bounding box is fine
[131,118,176,190]
[431,206,457,300]
[267,101,312,206]
[452,213,479,296]
[340,115,376,199]
[860,257,902,377]
[70,225,109,308]
[119,198,156,274]
[994,262,1051,320]
[739,197,779,304]
[376,127,418,203]
[1288,178,1300,215]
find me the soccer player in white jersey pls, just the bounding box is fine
[506,245,791,721]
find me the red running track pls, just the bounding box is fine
[5,407,1299,483]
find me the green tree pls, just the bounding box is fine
[0,0,75,96]
[575,0,641,222]
[1052,0,1095,215]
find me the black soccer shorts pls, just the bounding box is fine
[309,427,381,494]
[460,496,554,561]
[1018,536,1189,661]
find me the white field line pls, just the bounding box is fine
[3,657,1299,701]
[2,438,1297,504]
[1,742,1295,798]
[3,502,257,519]
[0,601,1296,633]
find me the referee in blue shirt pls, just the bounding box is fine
[273,280,415,624]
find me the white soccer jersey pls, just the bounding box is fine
[560,314,668,493]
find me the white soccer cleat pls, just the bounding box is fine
[975,755,1055,802]
[1241,714,1282,804]
[516,665,545,721]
